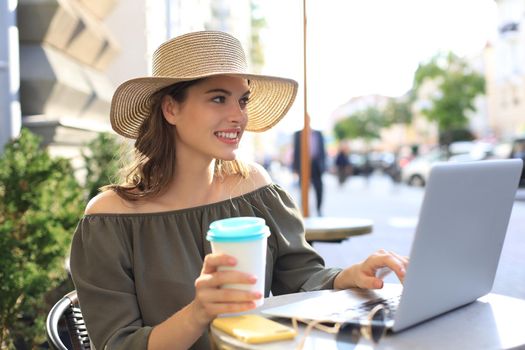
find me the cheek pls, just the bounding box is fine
[241,111,249,127]
[175,116,215,144]
[176,124,202,142]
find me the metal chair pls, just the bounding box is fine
[46,290,91,350]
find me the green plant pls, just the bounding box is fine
[249,0,267,73]
[413,51,485,145]
[333,107,386,142]
[82,132,123,201]
[383,97,413,126]
[0,128,84,349]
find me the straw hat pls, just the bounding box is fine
[110,31,299,139]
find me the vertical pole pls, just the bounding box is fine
[301,0,311,217]
[0,0,21,153]
[165,0,171,38]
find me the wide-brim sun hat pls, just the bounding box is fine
[110,30,299,139]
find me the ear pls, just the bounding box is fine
[161,95,179,126]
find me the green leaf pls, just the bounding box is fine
[413,52,485,144]
[0,128,84,348]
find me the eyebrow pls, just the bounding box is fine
[205,88,251,97]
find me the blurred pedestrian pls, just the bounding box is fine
[292,116,327,216]
[362,154,373,185]
[335,143,352,186]
[511,142,525,160]
[511,141,525,186]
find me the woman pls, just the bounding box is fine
[70,31,408,350]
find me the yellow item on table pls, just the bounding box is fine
[212,314,297,344]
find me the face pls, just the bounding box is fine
[163,75,250,163]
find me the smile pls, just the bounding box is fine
[214,130,240,143]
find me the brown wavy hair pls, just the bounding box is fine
[105,79,249,201]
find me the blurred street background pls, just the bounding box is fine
[275,169,525,301]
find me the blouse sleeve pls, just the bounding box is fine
[69,216,151,350]
[262,185,342,295]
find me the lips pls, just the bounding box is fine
[214,130,241,143]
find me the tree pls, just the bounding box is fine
[383,96,413,126]
[413,52,484,145]
[249,0,267,73]
[82,132,123,201]
[0,129,84,348]
[334,107,386,142]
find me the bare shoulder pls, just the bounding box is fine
[226,161,272,197]
[85,190,134,215]
[246,161,272,187]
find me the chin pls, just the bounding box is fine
[216,151,239,162]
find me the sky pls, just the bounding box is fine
[257,0,499,131]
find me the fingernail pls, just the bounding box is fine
[249,275,257,283]
[253,291,262,299]
[228,257,237,265]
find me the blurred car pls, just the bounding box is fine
[384,145,419,183]
[401,141,493,187]
[368,151,396,172]
[348,153,373,176]
[448,142,494,162]
[488,137,525,187]
[509,137,525,187]
[401,148,447,186]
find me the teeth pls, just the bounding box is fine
[216,131,238,139]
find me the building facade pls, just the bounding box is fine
[15,0,120,169]
[2,0,257,164]
[486,0,525,139]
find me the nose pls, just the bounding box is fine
[228,101,247,125]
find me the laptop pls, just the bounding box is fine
[263,159,523,332]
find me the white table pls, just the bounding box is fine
[211,288,525,349]
[303,217,373,243]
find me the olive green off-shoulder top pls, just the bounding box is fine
[70,184,342,350]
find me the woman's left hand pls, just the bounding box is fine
[333,249,409,290]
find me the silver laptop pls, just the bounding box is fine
[263,159,523,332]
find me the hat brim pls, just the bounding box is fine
[110,73,298,139]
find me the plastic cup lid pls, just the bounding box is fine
[207,217,270,242]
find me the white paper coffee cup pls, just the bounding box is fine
[206,217,270,307]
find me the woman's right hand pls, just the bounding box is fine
[190,253,262,327]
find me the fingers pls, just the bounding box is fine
[389,250,409,268]
[387,251,409,283]
[359,274,384,289]
[199,286,262,303]
[195,269,257,289]
[201,253,237,274]
[193,253,262,322]
[357,249,410,289]
[192,287,260,324]
[375,250,407,283]
[198,300,259,318]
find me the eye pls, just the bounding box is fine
[239,96,250,109]
[212,96,226,104]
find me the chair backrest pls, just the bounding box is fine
[46,290,91,350]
